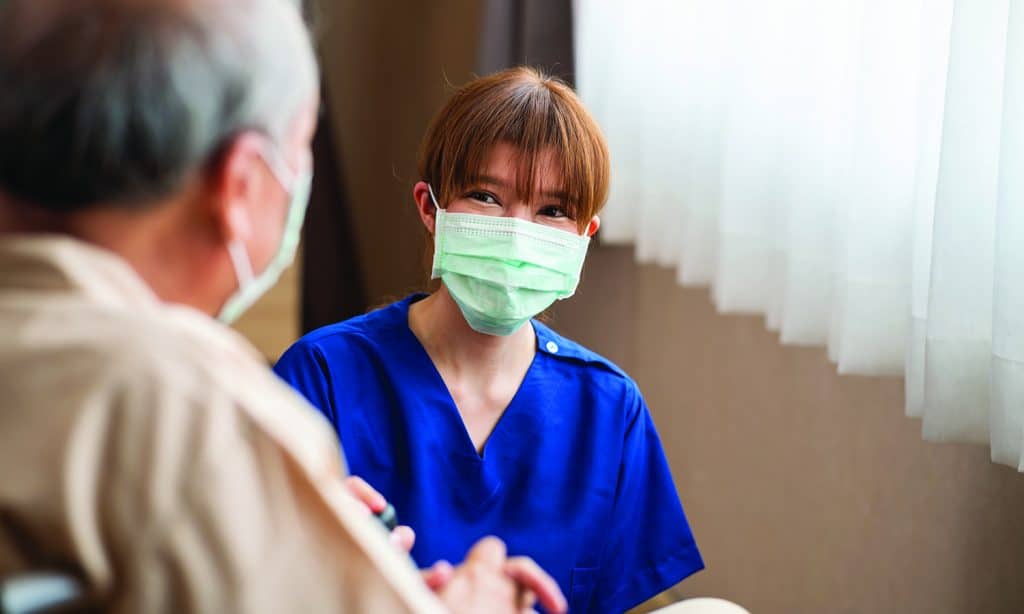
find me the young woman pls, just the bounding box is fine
[274,67,703,613]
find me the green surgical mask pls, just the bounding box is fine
[429,185,591,336]
[218,146,312,324]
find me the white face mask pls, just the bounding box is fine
[217,144,312,324]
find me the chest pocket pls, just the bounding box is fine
[569,566,599,613]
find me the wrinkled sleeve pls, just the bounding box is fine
[593,386,704,613]
[79,364,442,614]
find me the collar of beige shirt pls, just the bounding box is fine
[0,233,162,307]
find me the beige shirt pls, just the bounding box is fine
[0,236,446,613]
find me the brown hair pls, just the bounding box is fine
[417,67,610,233]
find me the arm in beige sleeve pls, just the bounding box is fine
[72,366,446,614]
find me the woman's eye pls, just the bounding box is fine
[540,205,571,219]
[468,191,500,205]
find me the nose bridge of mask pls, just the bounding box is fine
[427,182,578,257]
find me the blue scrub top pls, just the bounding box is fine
[274,295,703,613]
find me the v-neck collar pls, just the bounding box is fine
[397,294,540,462]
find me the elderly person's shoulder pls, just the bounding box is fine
[79,298,331,455]
[0,236,332,468]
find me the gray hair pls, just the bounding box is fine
[0,0,319,211]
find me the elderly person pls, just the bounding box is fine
[0,1,564,613]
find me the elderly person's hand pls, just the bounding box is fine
[343,476,416,553]
[424,537,567,614]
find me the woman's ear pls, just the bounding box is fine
[585,215,601,238]
[412,181,438,235]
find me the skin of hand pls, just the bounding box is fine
[343,476,416,552]
[345,478,566,613]
[433,537,567,614]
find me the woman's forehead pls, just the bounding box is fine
[471,143,565,192]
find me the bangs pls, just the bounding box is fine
[418,67,609,233]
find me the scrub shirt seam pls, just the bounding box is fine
[309,342,341,425]
[531,324,631,380]
[303,312,408,347]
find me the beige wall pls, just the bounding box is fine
[318,0,483,305]
[550,245,1024,614]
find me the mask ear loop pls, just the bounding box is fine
[427,183,444,210]
[426,184,446,282]
[258,142,299,193]
[227,239,255,288]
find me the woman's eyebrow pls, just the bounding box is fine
[477,175,568,200]
[477,175,512,189]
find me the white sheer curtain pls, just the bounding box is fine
[575,0,1024,470]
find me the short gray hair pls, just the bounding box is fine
[0,0,319,211]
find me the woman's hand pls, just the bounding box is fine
[342,476,416,553]
[431,537,567,614]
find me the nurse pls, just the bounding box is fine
[274,67,703,613]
